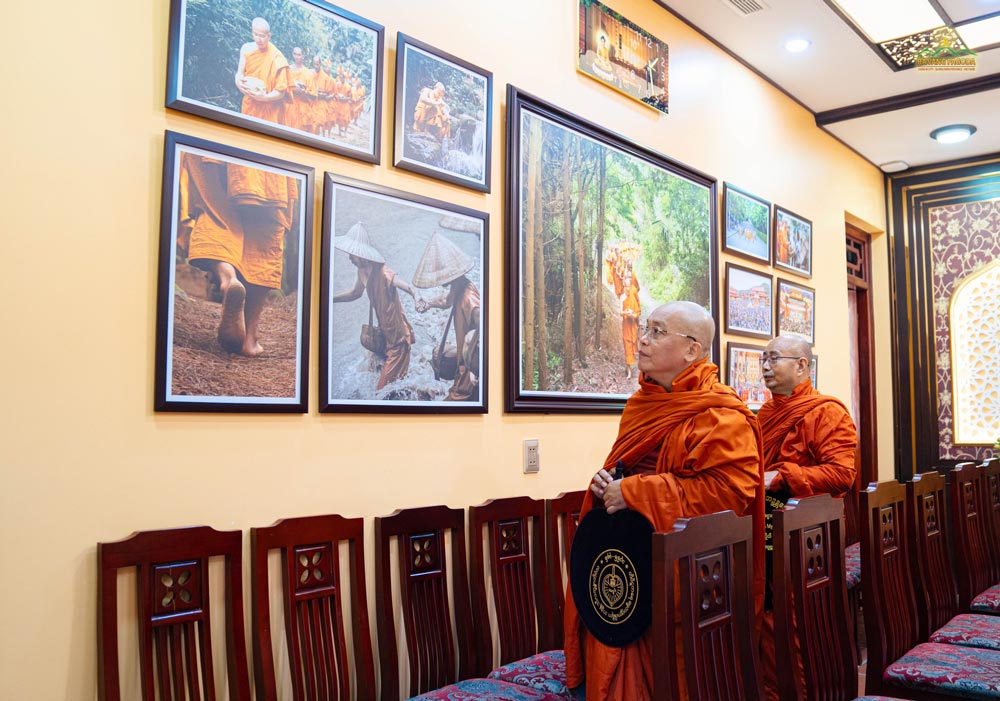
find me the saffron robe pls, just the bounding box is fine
[564,359,765,700]
[283,64,314,130]
[366,265,415,390]
[444,281,480,402]
[240,42,290,124]
[621,273,640,365]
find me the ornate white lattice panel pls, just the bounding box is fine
[950,261,1000,445]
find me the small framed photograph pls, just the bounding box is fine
[773,205,813,277]
[166,0,384,163]
[321,174,488,413]
[725,263,774,340]
[722,183,771,264]
[155,131,314,412]
[726,342,771,412]
[810,355,819,389]
[393,34,492,192]
[776,278,816,344]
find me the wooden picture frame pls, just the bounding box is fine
[166,0,383,163]
[505,86,717,413]
[776,278,816,344]
[154,131,313,412]
[393,33,492,192]
[320,174,488,413]
[726,342,770,412]
[773,205,813,277]
[722,183,771,264]
[725,263,774,340]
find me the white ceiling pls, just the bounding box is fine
[655,0,1000,170]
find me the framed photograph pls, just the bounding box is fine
[810,355,818,389]
[393,34,492,192]
[577,0,669,114]
[725,263,773,340]
[722,183,771,264]
[776,278,816,344]
[166,0,383,163]
[773,205,813,277]
[505,86,717,413]
[320,174,488,413]
[155,131,313,412]
[726,342,771,412]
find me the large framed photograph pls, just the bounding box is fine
[722,183,771,264]
[155,131,313,412]
[577,0,669,114]
[726,342,770,412]
[393,34,492,192]
[505,86,716,413]
[725,263,773,340]
[773,205,813,277]
[166,0,383,163]
[776,278,816,344]
[321,174,487,413]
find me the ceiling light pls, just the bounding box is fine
[879,161,910,173]
[955,15,1000,49]
[930,124,977,144]
[785,38,812,52]
[830,0,944,42]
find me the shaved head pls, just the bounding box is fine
[765,335,813,364]
[251,17,270,32]
[656,301,715,359]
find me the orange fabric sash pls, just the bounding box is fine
[758,380,848,465]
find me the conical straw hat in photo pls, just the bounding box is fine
[333,221,385,263]
[412,232,475,288]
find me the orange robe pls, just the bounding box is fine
[351,82,366,122]
[621,273,640,365]
[283,64,314,131]
[366,265,415,390]
[313,70,334,129]
[240,42,290,124]
[564,359,765,700]
[445,280,480,402]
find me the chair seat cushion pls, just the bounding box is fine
[407,677,567,700]
[488,650,575,698]
[854,697,909,700]
[930,614,1000,650]
[883,641,1000,699]
[845,542,861,590]
[972,584,1000,614]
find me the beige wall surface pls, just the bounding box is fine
[0,0,888,696]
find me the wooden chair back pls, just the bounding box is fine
[948,462,994,609]
[543,489,586,649]
[250,514,375,701]
[468,496,550,675]
[652,510,762,701]
[97,526,251,701]
[374,505,473,700]
[981,457,1000,582]
[906,470,958,640]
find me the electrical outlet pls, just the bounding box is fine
[523,439,540,473]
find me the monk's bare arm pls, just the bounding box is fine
[332,274,365,303]
[773,405,857,496]
[235,45,251,91]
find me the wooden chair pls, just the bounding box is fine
[98,526,251,701]
[543,490,585,650]
[250,514,376,700]
[651,510,762,701]
[948,462,1000,613]
[772,494,856,701]
[981,458,1000,583]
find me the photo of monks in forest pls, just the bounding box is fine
[393,34,492,192]
[776,278,816,344]
[506,89,715,412]
[166,0,383,162]
[725,262,774,340]
[722,183,771,264]
[726,342,770,412]
[773,205,813,277]
[320,175,487,413]
[155,132,313,412]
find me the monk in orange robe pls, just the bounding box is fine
[283,47,313,131]
[179,152,299,355]
[350,76,366,125]
[756,334,857,700]
[235,18,290,124]
[311,58,334,137]
[621,265,641,379]
[565,301,765,700]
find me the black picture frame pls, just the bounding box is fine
[154,131,314,412]
[724,262,774,340]
[505,85,718,413]
[722,183,771,264]
[773,205,813,277]
[320,174,488,413]
[393,33,493,192]
[725,341,770,412]
[776,278,816,344]
[166,0,384,163]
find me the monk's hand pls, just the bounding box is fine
[603,480,626,514]
[590,468,615,499]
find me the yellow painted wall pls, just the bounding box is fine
[0,0,889,696]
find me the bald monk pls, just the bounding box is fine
[235,17,290,124]
[757,334,857,701]
[566,301,765,700]
[178,152,298,356]
[283,47,313,131]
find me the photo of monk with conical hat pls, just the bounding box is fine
[413,232,481,401]
[332,221,423,389]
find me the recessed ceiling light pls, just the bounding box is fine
[879,161,910,173]
[785,38,812,53]
[930,124,977,144]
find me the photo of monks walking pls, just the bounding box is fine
[154,133,312,412]
[167,0,382,161]
[321,176,487,413]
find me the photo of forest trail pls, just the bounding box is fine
[724,188,769,260]
[518,110,712,397]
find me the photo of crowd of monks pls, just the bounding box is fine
[168,0,380,159]
[725,262,774,340]
[577,0,669,114]
[722,183,771,264]
[513,100,713,407]
[773,205,813,277]
[776,278,816,344]
[322,177,486,412]
[156,135,311,411]
[394,35,491,191]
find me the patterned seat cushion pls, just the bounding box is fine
[488,650,576,698]
[972,584,1000,614]
[854,697,909,700]
[883,641,1000,699]
[408,677,567,700]
[845,542,862,590]
[930,614,1000,651]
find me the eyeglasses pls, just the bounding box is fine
[759,353,804,368]
[640,324,698,344]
